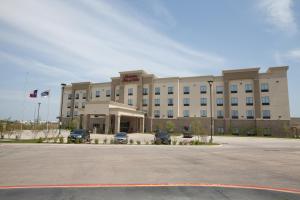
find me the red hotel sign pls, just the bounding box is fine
[122,74,139,82]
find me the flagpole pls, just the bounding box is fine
[21,72,29,131]
[46,90,50,132]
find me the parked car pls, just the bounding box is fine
[154,131,171,145]
[182,125,193,138]
[68,129,90,143]
[114,132,128,144]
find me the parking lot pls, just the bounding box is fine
[0,136,300,191]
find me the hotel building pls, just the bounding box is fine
[59,66,290,137]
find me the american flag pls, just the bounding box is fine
[29,90,38,98]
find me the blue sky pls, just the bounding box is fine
[0,0,299,121]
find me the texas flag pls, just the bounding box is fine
[41,90,50,97]
[29,90,38,98]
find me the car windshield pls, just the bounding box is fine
[157,132,168,137]
[116,133,126,137]
[71,130,83,135]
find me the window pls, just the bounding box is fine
[262,96,270,105]
[216,86,223,94]
[95,90,100,98]
[66,111,70,117]
[82,92,86,99]
[168,98,173,106]
[168,86,174,94]
[128,88,133,96]
[106,90,110,97]
[128,99,133,106]
[232,128,239,135]
[217,127,224,134]
[262,110,271,119]
[216,98,223,106]
[75,93,79,99]
[200,85,207,94]
[154,110,160,118]
[200,98,207,106]
[183,98,190,106]
[183,86,190,94]
[183,110,189,117]
[261,83,269,92]
[200,110,207,117]
[68,94,72,100]
[74,111,78,116]
[82,102,85,109]
[155,87,160,95]
[74,102,78,108]
[142,98,148,106]
[67,102,71,108]
[231,97,238,106]
[217,110,224,119]
[231,110,238,119]
[116,89,119,97]
[154,99,160,106]
[143,88,148,95]
[246,110,254,119]
[246,97,253,106]
[230,84,238,93]
[245,84,253,93]
[167,110,174,118]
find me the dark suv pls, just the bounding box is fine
[154,131,171,145]
[68,129,90,143]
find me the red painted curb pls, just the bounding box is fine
[0,183,299,194]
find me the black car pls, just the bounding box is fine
[114,132,128,144]
[68,129,90,143]
[154,131,171,145]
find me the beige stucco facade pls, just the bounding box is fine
[60,66,291,136]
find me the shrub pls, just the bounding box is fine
[67,138,72,143]
[179,141,183,145]
[129,139,134,145]
[95,138,99,144]
[189,140,195,145]
[103,138,107,144]
[172,140,177,145]
[145,141,149,145]
[155,140,161,145]
[53,137,58,143]
[110,139,114,144]
[37,137,43,143]
[136,140,141,145]
[59,137,64,144]
[75,138,80,144]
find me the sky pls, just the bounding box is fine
[0,0,299,121]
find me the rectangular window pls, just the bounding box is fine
[200,98,207,106]
[128,99,133,106]
[75,93,79,99]
[217,110,224,119]
[168,86,174,94]
[96,90,100,98]
[200,110,207,117]
[68,94,72,100]
[82,92,86,99]
[167,110,174,118]
[74,111,78,116]
[155,87,160,95]
[106,90,111,97]
[216,98,223,106]
[116,89,119,97]
[168,98,173,106]
[246,97,253,106]
[230,84,238,93]
[216,86,223,94]
[74,102,78,108]
[231,110,238,119]
[262,110,271,119]
[183,98,190,106]
[128,88,133,96]
[245,84,253,93]
[143,88,148,95]
[200,85,207,94]
[231,97,238,106]
[261,83,269,92]
[217,127,224,134]
[183,110,189,117]
[183,86,190,94]
[262,96,270,105]
[67,102,71,108]
[154,99,160,106]
[154,110,160,118]
[82,102,85,109]
[246,110,254,119]
[142,98,148,106]
[67,111,70,117]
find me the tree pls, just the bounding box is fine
[190,119,207,143]
[165,121,175,133]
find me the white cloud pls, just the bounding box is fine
[273,49,300,64]
[258,0,297,35]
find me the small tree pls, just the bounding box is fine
[191,119,206,142]
[165,121,175,133]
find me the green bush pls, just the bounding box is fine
[110,139,114,144]
[155,140,161,145]
[145,141,149,145]
[37,137,43,143]
[172,140,177,145]
[136,140,141,145]
[103,138,107,144]
[75,138,80,144]
[179,141,183,145]
[53,137,58,143]
[95,138,99,144]
[59,137,64,144]
[67,138,72,143]
[129,139,134,145]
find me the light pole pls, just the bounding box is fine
[37,102,41,124]
[59,83,66,136]
[208,80,214,143]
